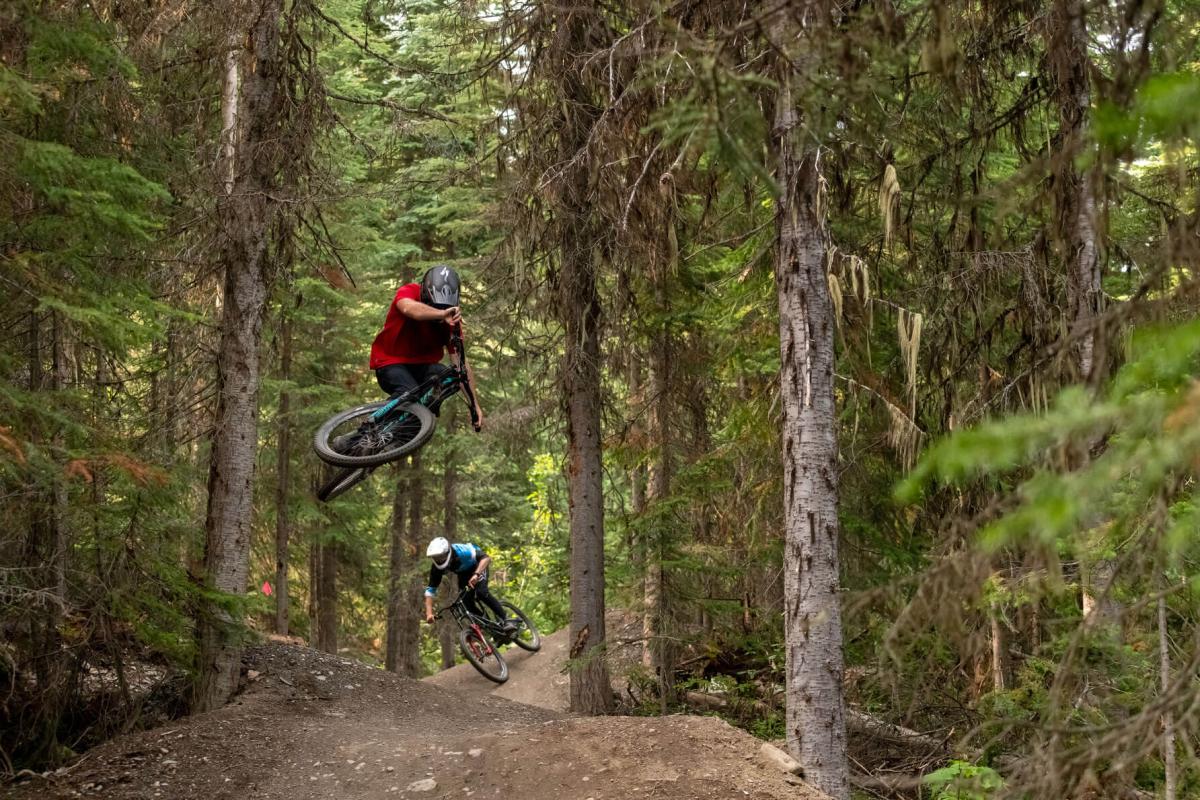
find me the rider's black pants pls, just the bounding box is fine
[376,362,451,398]
[461,575,506,621]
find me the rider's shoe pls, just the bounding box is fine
[501,619,519,634]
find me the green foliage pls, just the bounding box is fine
[923,761,1004,800]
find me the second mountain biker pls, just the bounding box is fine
[423,537,516,633]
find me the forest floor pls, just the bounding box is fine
[5,630,823,800]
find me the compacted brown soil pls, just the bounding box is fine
[6,638,823,800]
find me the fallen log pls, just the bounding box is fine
[684,691,947,754]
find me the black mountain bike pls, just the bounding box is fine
[312,324,481,501]
[435,587,541,684]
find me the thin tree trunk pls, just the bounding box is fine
[628,355,647,623]
[386,460,409,673]
[990,614,1009,692]
[770,8,849,798]
[396,452,424,676]
[1159,593,1177,800]
[1051,0,1101,383]
[49,311,68,602]
[440,431,460,670]
[644,179,675,709]
[273,310,292,635]
[316,537,338,653]
[307,503,319,645]
[195,0,285,712]
[219,31,240,196]
[25,310,70,760]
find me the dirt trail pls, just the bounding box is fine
[424,619,574,711]
[6,641,823,800]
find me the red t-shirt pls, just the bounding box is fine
[369,283,450,369]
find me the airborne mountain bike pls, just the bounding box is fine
[312,324,481,502]
[436,587,541,684]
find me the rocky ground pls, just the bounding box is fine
[5,635,824,800]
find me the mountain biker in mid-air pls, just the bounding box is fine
[423,537,516,633]
[368,265,483,423]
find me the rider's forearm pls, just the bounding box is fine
[424,595,434,618]
[474,556,490,577]
[466,362,482,413]
[396,297,452,322]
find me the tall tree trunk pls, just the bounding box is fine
[386,456,423,676]
[307,498,319,645]
[316,536,338,654]
[401,453,425,675]
[25,310,70,760]
[49,311,68,603]
[273,309,292,635]
[628,355,647,617]
[644,176,676,709]
[1159,592,1177,800]
[551,0,614,716]
[439,430,460,670]
[770,8,849,798]
[195,0,285,712]
[386,460,409,673]
[1051,0,1101,383]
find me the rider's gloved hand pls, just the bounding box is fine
[425,613,435,624]
[468,573,481,588]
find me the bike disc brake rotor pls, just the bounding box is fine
[351,422,395,454]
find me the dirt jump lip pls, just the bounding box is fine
[7,639,824,800]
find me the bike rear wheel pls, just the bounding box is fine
[459,627,508,683]
[313,400,436,468]
[316,466,371,502]
[499,601,541,652]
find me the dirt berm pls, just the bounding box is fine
[6,638,824,800]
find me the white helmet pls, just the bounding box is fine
[426,537,451,569]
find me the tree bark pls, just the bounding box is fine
[273,309,292,635]
[549,0,614,716]
[644,181,675,709]
[439,432,460,669]
[1049,0,1121,641]
[195,0,285,712]
[386,460,410,673]
[316,537,338,654]
[1158,591,1176,800]
[770,7,849,799]
[386,456,423,676]
[1050,0,1101,383]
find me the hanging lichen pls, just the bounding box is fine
[898,307,923,415]
[828,272,843,328]
[842,254,872,331]
[886,402,923,471]
[879,163,901,248]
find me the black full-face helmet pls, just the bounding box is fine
[420,265,460,309]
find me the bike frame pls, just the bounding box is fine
[368,325,481,430]
[437,588,510,648]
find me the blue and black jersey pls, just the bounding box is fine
[424,543,487,597]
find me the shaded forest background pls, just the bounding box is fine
[4,0,1200,798]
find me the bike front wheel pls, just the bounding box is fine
[313,400,436,468]
[500,602,541,652]
[459,627,508,684]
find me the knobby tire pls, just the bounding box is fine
[313,400,436,468]
[459,627,508,683]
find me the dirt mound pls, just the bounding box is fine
[6,641,823,800]
[425,612,642,712]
